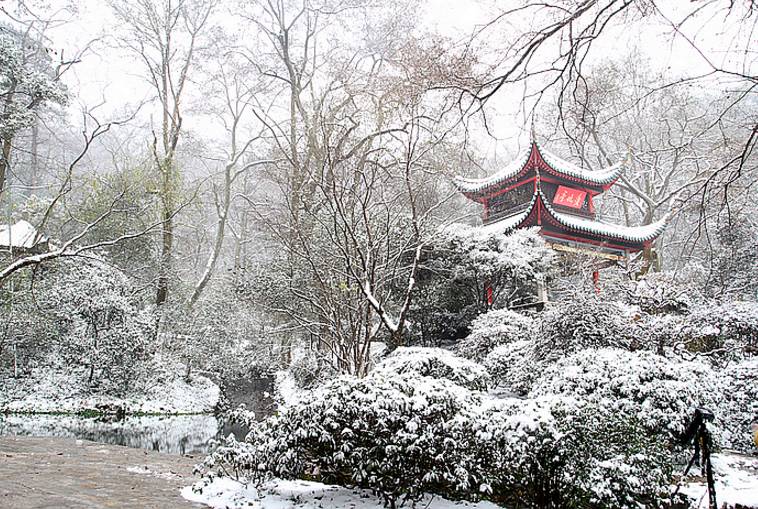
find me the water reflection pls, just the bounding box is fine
[0,414,248,455]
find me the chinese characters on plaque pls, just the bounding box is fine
[553,185,587,209]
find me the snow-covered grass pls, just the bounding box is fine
[182,477,503,509]
[0,368,220,415]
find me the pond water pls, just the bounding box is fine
[0,413,249,456]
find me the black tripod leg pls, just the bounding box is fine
[702,432,717,509]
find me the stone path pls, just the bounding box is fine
[0,435,205,508]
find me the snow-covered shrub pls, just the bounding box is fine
[288,347,339,389]
[719,357,758,453]
[372,347,489,391]
[201,368,675,508]
[629,270,703,315]
[467,397,672,509]
[37,259,156,395]
[483,340,538,395]
[638,312,685,354]
[0,272,59,375]
[676,301,758,358]
[530,348,724,440]
[170,278,283,381]
[202,373,485,507]
[483,299,637,396]
[535,297,635,360]
[455,309,535,361]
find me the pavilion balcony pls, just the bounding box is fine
[483,204,530,225]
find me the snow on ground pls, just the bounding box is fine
[679,452,758,508]
[0,369,220,414]
[182,477,503,509]
[127,465,183,480]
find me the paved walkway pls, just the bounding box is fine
[0,436,205,508]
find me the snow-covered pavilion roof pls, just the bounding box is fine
[453,141,625,196]
[479,192,537,236]
[476,185,667,249]
[0,220,47,249]
[538,188,667,244]
[453,147,531,196]
[537,144,625,187]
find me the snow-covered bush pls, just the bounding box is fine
[467,397,672,508]
[168,278,283,381]
[720,357,758,453]
[676,301,758,358]
[483,340,538,395]
[455,309,535,362]
[638,312,685,354]
[482,299,637,396]
[629,270,703,315]
[372,347,489,391]
[36,259,157,395]
[202,373,484,507]
[201,365,675,508]
[530,348,724,440]
[0,272,59,375]
[288,347,339,389]
[535,297,635,360]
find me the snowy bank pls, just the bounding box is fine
[0,413,218,454]
[0,370,220,415]
[182,477,503,509]
[679,452,758,509]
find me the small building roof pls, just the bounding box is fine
[0,220,47,249]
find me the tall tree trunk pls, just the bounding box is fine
[156,157,175,306]
[29,120,39,196]
[189,169,231,306]
[0,137,11,198]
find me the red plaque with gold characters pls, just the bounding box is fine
[553,186,587,209]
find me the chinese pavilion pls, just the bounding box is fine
[454,140,667,260]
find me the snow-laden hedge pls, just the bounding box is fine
[467,397,672,508]
[630,270,702,315]
[483,340,537,395]
[720,357,758,453]
[202,368,674,508]
[481,299,640,395]
[536,298,635,359]
[637,300,758,359]
[678,301,758,357]
[530,348,724,440]
[203,373,484,506]
[372,347,489,391]
[455,309,534,362]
